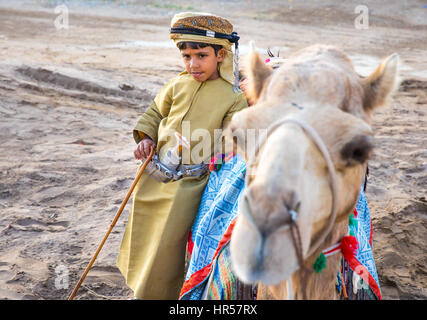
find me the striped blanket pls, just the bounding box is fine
[179,154,381,300]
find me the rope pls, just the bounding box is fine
[289,218,310,300]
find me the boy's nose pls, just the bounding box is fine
[190,58,199,68]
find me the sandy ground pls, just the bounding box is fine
[0,0,425,300]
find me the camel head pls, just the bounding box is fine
[228,44,399,285]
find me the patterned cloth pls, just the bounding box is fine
[170,13,234,34]
[204,237,238,299]
[180,154,381,300]
[187,154,245,274]
[180,154,245,300]
[337,182,382,299]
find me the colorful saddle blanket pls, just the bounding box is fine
[179,154,381,300]
[180,154,246,300]
[338,188,382,299]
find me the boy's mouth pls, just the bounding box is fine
[191,72,203,78]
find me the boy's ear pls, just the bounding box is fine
[243,41,273,104]
[217,47,227,62]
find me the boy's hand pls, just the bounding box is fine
[134,136,156,160]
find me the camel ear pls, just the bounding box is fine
[243,41,273,103]
[362,53,400,111]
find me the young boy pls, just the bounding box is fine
[116,12,248,300]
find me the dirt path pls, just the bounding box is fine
[0,0,425,299]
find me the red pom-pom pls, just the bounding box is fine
[353,208,358,218]
[340,235,359,260]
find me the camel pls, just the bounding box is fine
[226,43,399,299]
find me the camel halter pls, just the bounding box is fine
[241,115,339,269]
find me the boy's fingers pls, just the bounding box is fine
[138,141,144,152]
[134,142,145,160]
[135,140,155,160]
[141,143,147,158]
[143,143,150,158]
[135,147,143,160]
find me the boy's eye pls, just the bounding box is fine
[181,53,207,59]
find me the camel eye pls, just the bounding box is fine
[340,135,373,165]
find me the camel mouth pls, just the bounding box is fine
[230,210,298,286]
[231,232,296,285]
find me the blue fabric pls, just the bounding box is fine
[350,184,381,293]
[187,155,246,276]
[181,155,246,300]
[182,155,380,300]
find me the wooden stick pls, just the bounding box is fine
[68,148,154,300]
[339,268,348,299]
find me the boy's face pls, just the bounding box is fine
[180,46,226,82]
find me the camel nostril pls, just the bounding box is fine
[282,190,299,213]
[245,185,301,235]
[341,135,373,164]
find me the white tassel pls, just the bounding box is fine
[233,42,241,93]
[352,272,361,294]
[287,277,293,300]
